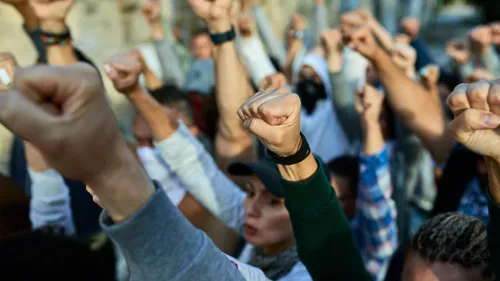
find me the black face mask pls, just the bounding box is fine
[296,79,327,114]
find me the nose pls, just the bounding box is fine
[245,198,261,218]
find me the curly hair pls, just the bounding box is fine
[410,212,493,279]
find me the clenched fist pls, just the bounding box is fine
[0,52,17,90]
[343,25,379,60]
[104,51,144,94]
[29,0,73,31]
[141,0,161,24]
[400,17,420,40]
[447,40,470,64]
[469,26,493,54]
[238,88,301,157]
[447,80,500,159]
[258,73,287,92]
[354,84,385,126]
[321,29,343,55]
[187,0,232,33]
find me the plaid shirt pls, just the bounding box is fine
[459,178,489,224]
[351,147,398,281]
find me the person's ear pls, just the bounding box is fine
[189,125,199,137]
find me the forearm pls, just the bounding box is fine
[284,40,303,82]
[238,36,277,86]
[478,46,500,77]
[362,122,385,156]
[29,169,76,235]
[281,156,371,281]
[251,5,287,67]
[155,123,245,231]
[369,20,394,52]
[128,87,178,141]
[214,39,256,167]
[42,22,78,65]
[152,23,185,87]
[311,3,328,44]
[373,48,452,163]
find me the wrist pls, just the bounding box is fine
[127,85,144,98]
[362,119,381,131]
[327,52,343,73]
[208,19,232,34]
[278,153,317,182]
[150,21,164,41]
[40,20,67,33]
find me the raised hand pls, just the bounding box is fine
[400,17,420,40]
[0,52,17,90]
[321,29,343,72]
[237,88,301,157]
[469,26,493,54]
[187,0,232,32]
[343,25,379,60]
[354,84,385,126]
[258,73,287,92]
[290,14,306,32]
[447,80,500,159]
[394,33,411,45]
[391,44,416,77]
[341,12,365,30]
[447,40,470,64]
[104,51,144,94]
[141,0,161,24]
[29,0,74,32]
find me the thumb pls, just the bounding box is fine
[0,89,54,145]
[244,118,279,143]
[448,109,500,140]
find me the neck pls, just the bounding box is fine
[262,238,296,256]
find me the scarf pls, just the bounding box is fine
[248,246,300,280]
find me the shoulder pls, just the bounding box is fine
[278,262,312,281]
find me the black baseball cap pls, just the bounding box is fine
[228,161,285,198]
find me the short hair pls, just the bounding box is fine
[410,213,492,279]
[150,85,194,126]
[327,155,359,195]
[192,28,210,39]
[0,227,115,281]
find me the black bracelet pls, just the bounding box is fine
[209,26,236,45]
[40,29,72,46]
[266,133,311,166]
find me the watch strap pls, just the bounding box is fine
[210,27,236,45]
[266,133,311,166]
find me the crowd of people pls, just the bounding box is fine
[0,0,499,280]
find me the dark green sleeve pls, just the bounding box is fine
[487,190,500,280]
[282,159,371,281]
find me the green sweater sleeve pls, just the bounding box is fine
[281,159,371,281]
[487,190,500,280]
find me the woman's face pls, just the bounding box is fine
[243,176,294,253]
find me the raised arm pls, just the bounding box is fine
[322,29,362,146]
[248,0,287,67]
[311,0,328,44]
[0,63,248,281]
[354,85,397,281]
[105,52,246,231]
[30,0,78,65]
[142,0,185,88]
[446,79,500,280]
[238,88,372,281]
[469,26,500,77]
[188,0,256,171]
[345,26,454,163]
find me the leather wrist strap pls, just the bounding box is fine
[41,29,72,46]
[266,133,311,166]
[209,26,236,45]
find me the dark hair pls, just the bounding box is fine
[0,227,115,281]
[327,155,360,195]
[192,28,210,39]
[410,213,492,279]
[151,85,194,126]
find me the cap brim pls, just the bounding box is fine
[228,162,284,198]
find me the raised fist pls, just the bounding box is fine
[447,80,500,159]
[238,16,253,37]
[258,73,287,92]
[469,26,493,54]
[0,52,17,90]
[237,88,301,157]
[290,14,306,32]
[321,29,343,55]
[104,51,144,94]
[187,0,232,33]
[141,0,161,24]
[0,63,126,184]
[343,25,379,60]
[354,84,385,125]
[491,22,500,46]
[447,40,470,64]
[29,0,73,21]
[419,64,440,89]
[341,12,365,30]
[391,43,416,74]
[400,17,420,40]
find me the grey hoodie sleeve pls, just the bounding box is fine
[153,35,185,88]
[101,186,247,281]
[330,70,362,147]
[478,45,500,77]
[310,3,328,46]
[252,5,287,68]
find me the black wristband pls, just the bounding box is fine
[266,133,311,166]
[210,27,236,45]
